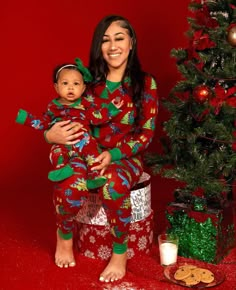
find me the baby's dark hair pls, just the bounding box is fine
[53,58,93,84]
[53,64,78,83]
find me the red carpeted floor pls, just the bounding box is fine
[1,176,236,290]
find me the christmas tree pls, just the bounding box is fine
[145,0,236,209]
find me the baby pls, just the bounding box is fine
[16,58,123,189]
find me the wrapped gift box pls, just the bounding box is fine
[166,201,236,264]
[75,172,151,225]
[77,211,154,260]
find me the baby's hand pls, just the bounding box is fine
[112,97,124,109]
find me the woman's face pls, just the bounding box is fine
[101,21,133,72]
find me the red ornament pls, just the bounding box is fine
[193,85,212,103]
[232,142,236,152]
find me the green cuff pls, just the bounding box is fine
[16,109,27,124]
[113,242,128,254]
[108,102,120,117]
[109,148,122,162]
[58,229,73,240]
[48,164,74,181]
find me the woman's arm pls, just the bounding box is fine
[45,120,84,145]
[91,75,158,172]
[108,75,159,161]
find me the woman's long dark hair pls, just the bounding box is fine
[88,15,145,126]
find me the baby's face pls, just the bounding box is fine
[55,69,86,105]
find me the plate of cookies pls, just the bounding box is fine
[164,262,225,288]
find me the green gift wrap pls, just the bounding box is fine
[166,202,235,264]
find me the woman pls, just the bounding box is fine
[46,15,158,283]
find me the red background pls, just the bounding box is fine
[2,0,190,195]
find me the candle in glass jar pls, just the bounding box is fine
[159,242,178,266]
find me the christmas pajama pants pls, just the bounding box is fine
[53,154,143,247]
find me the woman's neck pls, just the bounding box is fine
[106,67,125,82]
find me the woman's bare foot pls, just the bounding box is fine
[99,252,127,282]
[55,230,76,268]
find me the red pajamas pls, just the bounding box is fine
[53,75,159,249]
[16,96,121,181]
[53,155,143,244]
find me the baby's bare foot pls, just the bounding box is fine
[99,252,127,283]
[55,230,76,268]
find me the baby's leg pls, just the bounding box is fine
[74,132,107,189]
[48,144,74,181]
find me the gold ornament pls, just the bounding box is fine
[227,25,236,47]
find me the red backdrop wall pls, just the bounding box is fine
[2,0,190,194]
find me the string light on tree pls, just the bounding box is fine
[193,85,212,103]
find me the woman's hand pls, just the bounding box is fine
[45,120,84,145]
[92,151,112,175]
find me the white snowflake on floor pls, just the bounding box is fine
[103,281,143,290]
[83,249,95,259]
[98,245,112,260]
